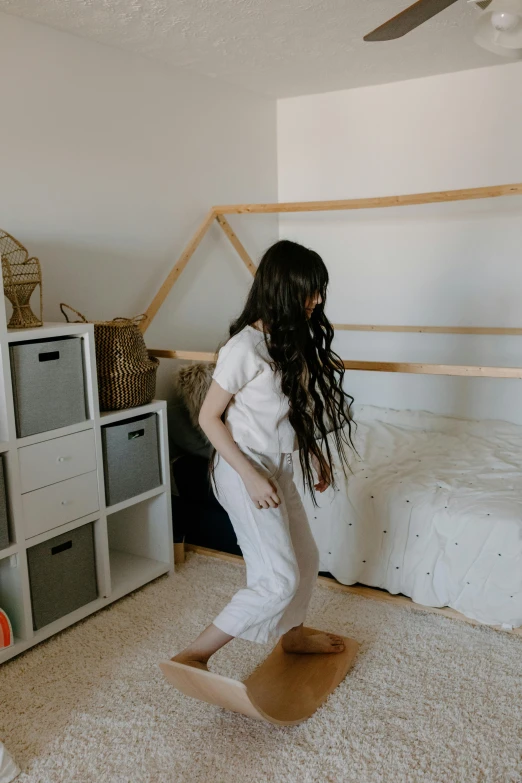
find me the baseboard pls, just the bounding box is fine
[185,544,522,638]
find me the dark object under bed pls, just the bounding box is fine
[171,453,333,579]
[168,376,242,556]
[171,454,241,556]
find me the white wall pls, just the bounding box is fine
[278,63,522,423]
[0,13,278,398]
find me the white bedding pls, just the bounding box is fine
[295,405,522,628]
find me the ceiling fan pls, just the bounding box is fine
[363,0,522,58]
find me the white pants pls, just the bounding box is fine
[212,448,320,644]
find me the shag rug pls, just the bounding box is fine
[2,554,521,783]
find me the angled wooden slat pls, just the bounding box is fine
[143,182,522,329]
[142,209,216,333]
[215,214,257,276]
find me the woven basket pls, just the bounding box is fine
[60,304,159,412]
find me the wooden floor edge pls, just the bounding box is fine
[184,544,522,638]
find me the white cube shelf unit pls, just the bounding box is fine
[0,293,173,665]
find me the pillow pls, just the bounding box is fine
[174,363,215,426]
[168,363,215,460]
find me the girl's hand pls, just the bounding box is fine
[242,468,281,509]
[311,453,331,493]
[199,382,281,510]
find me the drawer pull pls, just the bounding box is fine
[19,429,96,495]
[39,351,60,362]
[23,471,99,539]
[128,429,145,440]
[51,540,72,555]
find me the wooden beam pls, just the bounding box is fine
[215,214,256,276]
[212,183,522,215]
[143,183,522,330]
[333,324,522,336]
[150,349,217,362]
[142,209,216,332]
[343,360,522,379]
[149,349,522,379]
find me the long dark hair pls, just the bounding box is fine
[221,239,355,498]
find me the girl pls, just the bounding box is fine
[172,240,354,669]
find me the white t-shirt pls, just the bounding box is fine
[212,325,297,453]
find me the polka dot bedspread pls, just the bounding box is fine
[295,405,522,629]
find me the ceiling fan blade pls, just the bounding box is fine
[364,0,459,42]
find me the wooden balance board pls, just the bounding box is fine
[160,627,359,726]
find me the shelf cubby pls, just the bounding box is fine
[106,484,167,516]
[0,316,173,663]
[108,493,171,597]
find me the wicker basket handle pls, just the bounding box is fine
[112,314,148,326]
[60,303,88,323]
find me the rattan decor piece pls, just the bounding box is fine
[61,304,159,411]
[0,230,43,329]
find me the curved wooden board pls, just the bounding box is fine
[160,628,359,726]
[159,660,266,720]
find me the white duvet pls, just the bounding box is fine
[295,405,522,629]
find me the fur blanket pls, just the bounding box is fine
[172,362,216,428]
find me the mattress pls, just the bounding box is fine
[294,405,522,629]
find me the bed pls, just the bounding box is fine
[168,368,522,628]
[295,405,522,629]
[148,182,522,632]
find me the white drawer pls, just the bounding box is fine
[19,429,96,493]
[23,471,99,539]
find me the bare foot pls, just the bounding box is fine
[170,653,209,671]
[281,629,345,654]
[168,624,233,672]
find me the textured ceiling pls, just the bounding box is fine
[0,0,501,97]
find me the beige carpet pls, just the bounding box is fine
[2,553,521,783]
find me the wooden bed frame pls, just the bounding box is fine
[144,181,522,380]
[148,182,522,637]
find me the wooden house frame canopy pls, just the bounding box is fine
[145,182,522,380]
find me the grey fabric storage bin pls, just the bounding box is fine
[0,457,9,551]
[102,413,161,506]
[27,522,97,630]
[10,336,87,438]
